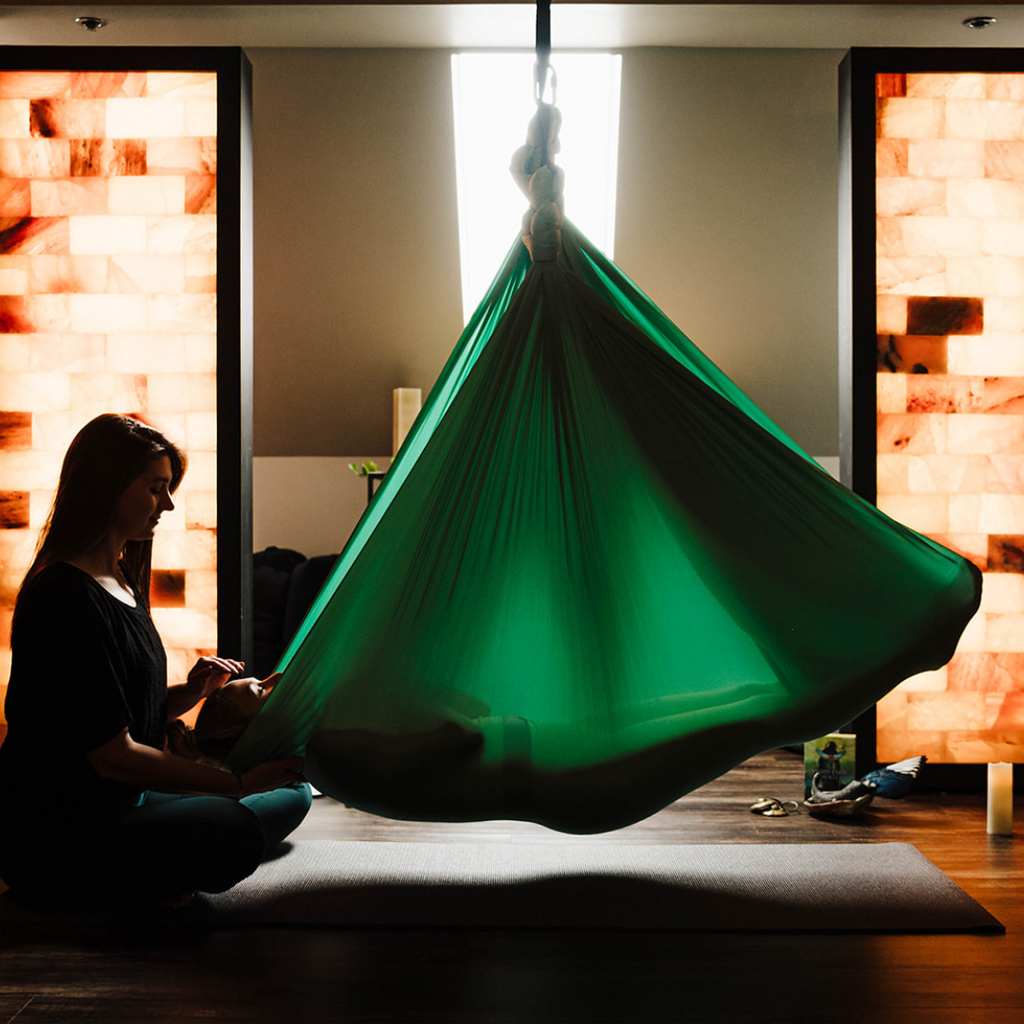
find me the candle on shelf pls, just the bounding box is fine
[393,388,422,457]
[987,763,1013,836]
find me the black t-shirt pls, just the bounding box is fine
[0,562,167,827]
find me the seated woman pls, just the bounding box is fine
[0,415,311,910]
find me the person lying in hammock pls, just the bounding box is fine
[169,677,763,834]
[167,676,483,779]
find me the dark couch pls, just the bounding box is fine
[252,547,338,678]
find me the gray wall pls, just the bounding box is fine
[250,46,845,458]
[251,49,463,455]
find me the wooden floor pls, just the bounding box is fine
[2,748,1021,1024]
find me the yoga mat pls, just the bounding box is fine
[203,841,1003,933]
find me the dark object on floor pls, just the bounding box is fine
[806,773,875,803]
[805,792,876,819]
[803,772,876,817]
[252,548,338,678]
[862,755,927,799]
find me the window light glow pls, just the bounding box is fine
[451,52,621,323]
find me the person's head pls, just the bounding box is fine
[20,414,186,604]
[166,677,278,765]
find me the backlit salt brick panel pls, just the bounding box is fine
[0,70,218,714]
[875,71,1024,764]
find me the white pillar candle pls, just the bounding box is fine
[987,762,1013,836]
[393,388,422,456]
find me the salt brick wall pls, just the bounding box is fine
[875,71,1024,764]
[0,70,220,720]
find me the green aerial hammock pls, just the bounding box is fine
[225,66,981,834]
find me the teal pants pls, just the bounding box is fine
[1,783,311,907]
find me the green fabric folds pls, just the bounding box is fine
[226,223,981,833]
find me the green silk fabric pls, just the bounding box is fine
[226,223,981,832]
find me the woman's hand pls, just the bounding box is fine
[186,656,246,702]
[237,758,306,798]
[167,656,247,720]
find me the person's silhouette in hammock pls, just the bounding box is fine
[168,675,483,779]
[168,676,765,834]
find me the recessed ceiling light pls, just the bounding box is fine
[963,16,997,30]
[75,16,108,32]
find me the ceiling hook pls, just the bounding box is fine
[75,16,108,32]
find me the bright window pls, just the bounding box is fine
[451,52,622,323]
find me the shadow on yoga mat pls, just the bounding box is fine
[201,841,1002,933]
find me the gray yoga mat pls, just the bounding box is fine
[204,840,1003,932]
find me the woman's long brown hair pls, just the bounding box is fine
[16,414,187,618]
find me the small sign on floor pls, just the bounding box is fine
[804,733,857,799]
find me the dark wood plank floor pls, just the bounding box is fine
[2,748,1021,1024]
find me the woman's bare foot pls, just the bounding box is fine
[159,890,195,910]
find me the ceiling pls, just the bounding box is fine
[0,4,1022,50]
